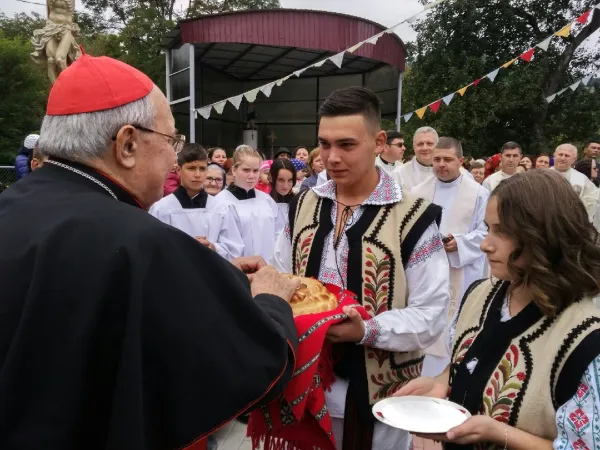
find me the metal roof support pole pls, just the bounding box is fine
[189,44,196,143]
[165,50,172,103]
[396,71,403,132]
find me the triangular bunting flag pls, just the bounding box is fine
[570,80,581,91]
[329,52,345,69]
[557,87,569,96]
[348,43,363,53]
[545,94,557,103]
[502,58,518,68]
[596,3,600,9]
[520,48,535,62]
[403,112,414,122]
[415,107,427,119]
[276,75,291,87]
[213,101,226,115]
[293,68,307,77]
[576,10,591,25]
[313,59,327,68]
[582,75,593,86]
[197,105,212,119]
[244,88,260,103]
[429,99,443,113]
[365,33,384,45]
[555,24,571,38]
[424,0,447,11]
[442,93,455,105]
[487,68,500,83]
[229,94,243,110]
[260,82,275,97]
[537,36,553,52]
[457,85,469,96]
[472,78,483,86]
[384,26,397,34]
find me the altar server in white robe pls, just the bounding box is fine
[375,130,405,175]
[482,141,522,192]
[213,145,284,263]
[552,143,600,222]
[149,144,244,261]
[412,137,489,377]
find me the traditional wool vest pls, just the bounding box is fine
[448,279,600,450]
[288,189,442,419]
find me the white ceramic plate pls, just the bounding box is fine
[372,396,471,434]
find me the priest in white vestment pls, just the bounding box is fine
[482,141,522,192]
[393,126,438,191]
[553,143,600,222]
[411,137,489,377]
[375,130,405,175]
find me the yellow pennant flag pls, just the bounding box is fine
[502,58,517,69]
[415,107,427,119]
[457,85,469,96]
[555,24,572,38]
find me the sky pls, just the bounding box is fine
[0,0,422,42]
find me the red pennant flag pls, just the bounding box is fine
[429,99,443,113]
[472,78,483,86]
[520,48,535,62]
[576,10,591,25]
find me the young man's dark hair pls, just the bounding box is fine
[501,141,522,154]
[177,143,208,167]
[386,130,403,144]
[319,87,382,133]
[584,137,600,149]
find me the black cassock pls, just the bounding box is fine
[0,159,297,450]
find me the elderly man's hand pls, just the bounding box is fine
[251,266,301,301]
[231,256,268,282]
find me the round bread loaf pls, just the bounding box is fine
[286,275,339,316]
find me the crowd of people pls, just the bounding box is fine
[2,53,600,450]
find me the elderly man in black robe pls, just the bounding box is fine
[0,54,300,450]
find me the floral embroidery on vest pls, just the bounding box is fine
[482,344,527,423]
[363,247,391,316]
[370,360,424,400]
[295,232,314,276]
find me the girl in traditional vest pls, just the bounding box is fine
[213,145,285,263]
[396,169,600,450]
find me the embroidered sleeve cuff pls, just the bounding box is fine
[360,318,382,347]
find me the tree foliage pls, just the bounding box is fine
[0,37,49,164]
[402,0,600,157]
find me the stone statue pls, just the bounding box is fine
[31,0,82,84]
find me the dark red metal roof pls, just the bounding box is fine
[177,9,406,71]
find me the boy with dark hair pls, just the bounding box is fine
[272,86,449,450]
[149,143,243,261]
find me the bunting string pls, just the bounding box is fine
[192,0,451,120]
[400,4,599,124]
[544,69,600,103]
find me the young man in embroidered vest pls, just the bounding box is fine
[411,137,489,378]
[375,130,405,175]
[149,143,244,261]
[482,142,522,192]
[273,87,450,450]
[396,169,600,450]
[552,143,599,222]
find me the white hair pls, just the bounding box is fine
[38,93,155,161]
[414,126,439,145]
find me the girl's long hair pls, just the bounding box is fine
[269,159,296,204]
